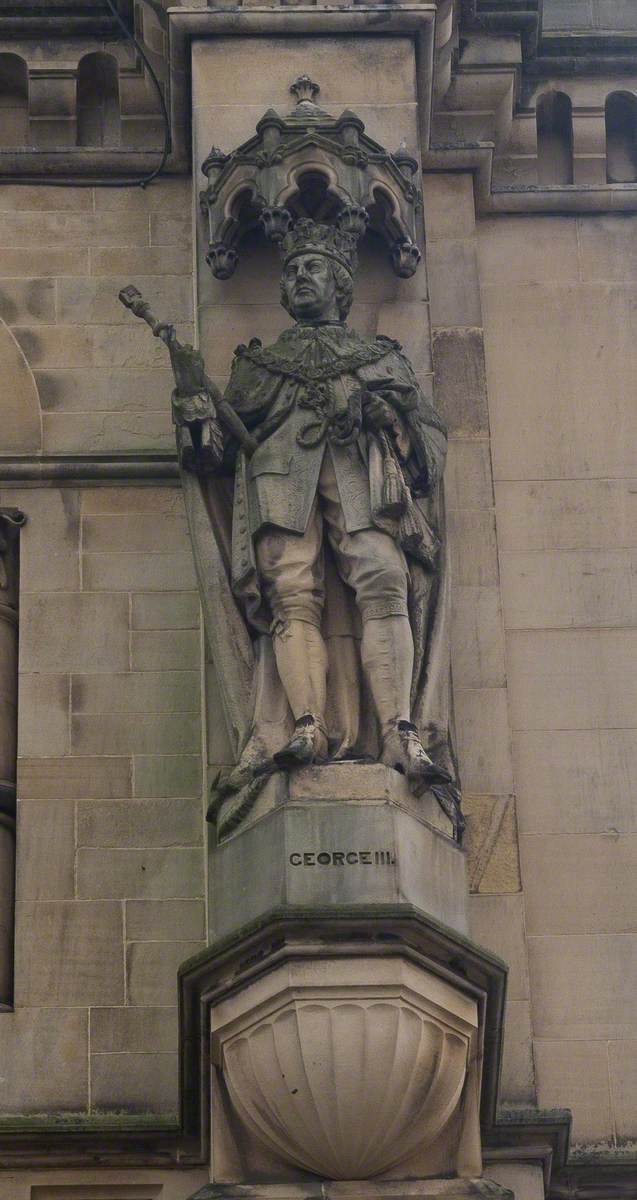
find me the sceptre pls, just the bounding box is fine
[118,285,258,457]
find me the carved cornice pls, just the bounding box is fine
[0,0,133,36]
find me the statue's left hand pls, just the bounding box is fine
[362,390,398,432]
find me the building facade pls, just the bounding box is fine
[0,2,635,1198]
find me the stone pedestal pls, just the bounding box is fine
[210,765,467,940]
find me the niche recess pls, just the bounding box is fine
[536,90,574,185]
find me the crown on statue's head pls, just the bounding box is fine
[281,218,359,276]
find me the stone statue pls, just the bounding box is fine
[120,219,462,838]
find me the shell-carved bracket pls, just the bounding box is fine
[200,75,423,280]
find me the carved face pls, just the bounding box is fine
[281,252,339,321]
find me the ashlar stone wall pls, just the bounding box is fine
[478,209,637,1149]
[0,177,206,1118]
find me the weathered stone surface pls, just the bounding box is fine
[36,367,175,413]
[506,629,637,730]
[0,488,80,592]
[16,799,75,901]
[454,690,514,795]
[20,593,129,674]
[131,591,200,631]
[77,798,202,848]
[520,832,637,935]
[14,322,193,370]
[83,513,189,553]
[82,486,185,516]
[608,1040,637,1140]
[126,898,205,942]
[17,674,69,758]
[534,1038,613,1143]
[89,245,191,276]
[70,671,199,715]
[17,755,131,800]
[90,1005,178,1053]
[76,847,204,899]
[43,410,174,454]
[127,939,205,1006]
[462,794,521,894]
[451,586,506,689]
[500,549,637,629]
[0,278,55,325]
[528,932,637,1039]
[131,630,200,671]
[513,728,637,835]
[58,275,193,326]
[447,509,499,587]
[0,318,41,453]
[91,1051,178,1114]
[0,212,149,249]
[426,240,481,328]
[499,1000,536,1104]
[133,754,202,799]
[0,1008,88,1114]
[432,328,489,436]
[444,439,493,510]
[477,216,579,284]
[192,37,416,108]
[82,550,197,592]
[494,478,637,551]
[422,173,476,242]
[14,901,124,1006]
[71,712,200,756]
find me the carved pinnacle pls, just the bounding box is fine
[290,75,320,105]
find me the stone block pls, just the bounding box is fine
[82,550,196,592]
[528,932,637,1039]
[17,674,70,757]
[533,1038,612,1143]
[20,593,129,673]
[17,755,132,800]
[14,901,124,1006]
[454,689,514,794]
[608,1039,637,1139]
[444,439,494,510]
[0,247,88,277]
[481,282,637,481]
[485,1163,544,1200]
[57,275,193,326]
[91,1051,178,1114]
[0,212,149,249]
[0,278,55,325]
[76,847,204,899]
[131,630,200,671]
[43,411,174,456]
[432,328,489,435]
[133,754,202,799]
[71,712,200,756]
[500,549,637,629]
[513,728,637,836]
[191,36,416,108]
[447,509,499,587]
[89,245,191,276]
[520,832,637,935]
[126,898,205,942]
[462,794,521,894]
[83,513,189,553]
[77,798,202,848]
[36,367,175,413]
[468,893,529,1000]
[506,629,637,731]
[90,1005,178,1053]
[71,671,199,715]
[150,216,191,250]
[1,487,80,592]
[499,1000,535,1104]
[16,799,75,901]
[127,939,205,1006]
[0,1008,88,1113]
[0,319,41,454]
[210,785,468,941]
[422,173,476,242]
[476,216,579,284]
[131,592,199,630]
[0,185,92,212]
[494,478,637,552]
[450,586,506,689]
[426,240,481,328]
[82,486,184,516]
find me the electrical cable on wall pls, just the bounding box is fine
[8,0,172,188]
